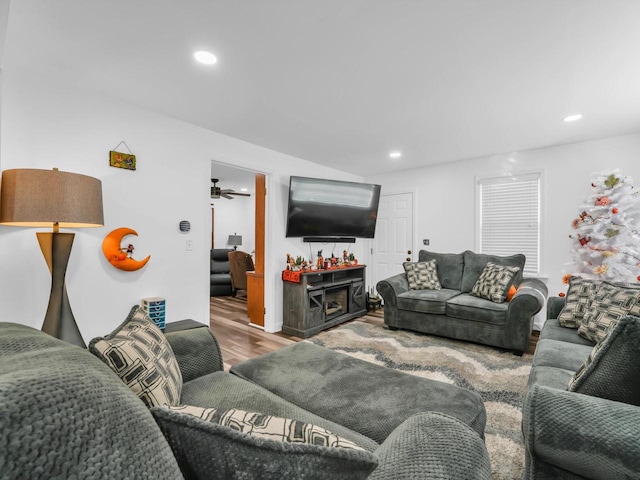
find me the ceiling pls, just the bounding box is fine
[4,1,640,176]
[211,162,255,195]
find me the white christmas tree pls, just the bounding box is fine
[568,169,640,282]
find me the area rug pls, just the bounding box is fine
[307,321,532,480]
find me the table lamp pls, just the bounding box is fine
[228,233,242,251]
[0,168,104,347]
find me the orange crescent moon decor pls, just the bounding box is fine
[102,227,151,271]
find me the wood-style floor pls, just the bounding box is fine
[209,295,538,371]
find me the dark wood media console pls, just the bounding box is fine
[282,265,367,338]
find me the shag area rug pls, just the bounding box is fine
[307,321,532,480]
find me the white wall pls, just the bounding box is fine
[211,194,255,253]
[0,67,367,338]
[366,133,640,317]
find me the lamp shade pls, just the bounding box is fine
[0,168,104,228]
[228,234,242,246]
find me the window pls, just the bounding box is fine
[477,173,541,276]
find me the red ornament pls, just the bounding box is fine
[595,196,611,206]
[579,236,591,246]
[559,292,566,298]
[637,276,640,282]
[612,207,619,214]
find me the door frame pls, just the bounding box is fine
[370,190,416,291]
[209,161,269,327]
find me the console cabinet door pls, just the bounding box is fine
[350,281,366,312]
[306,290,325,328]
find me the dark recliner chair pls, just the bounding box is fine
[210,249,233,296]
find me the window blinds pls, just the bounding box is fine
[478,173,540,276]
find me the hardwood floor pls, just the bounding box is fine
[209,296,538,371]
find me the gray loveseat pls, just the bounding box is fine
[1,318,492,480]
[522,297,640,479]
[376,250,548,354]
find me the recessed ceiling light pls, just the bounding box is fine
[194,50,218,65]
[563,114,583,123]
[240,188,248,192]
[389,151,402,159]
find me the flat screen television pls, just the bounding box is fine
[285,176,381,241]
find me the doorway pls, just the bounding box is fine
[371,192,414,290]
[210,161,266,328]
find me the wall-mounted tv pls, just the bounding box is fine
[285,176,381,242]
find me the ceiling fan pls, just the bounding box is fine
[211,178,251,200]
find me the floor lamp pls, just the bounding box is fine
[0,168,104,348]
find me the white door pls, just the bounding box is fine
[371,192,413,293]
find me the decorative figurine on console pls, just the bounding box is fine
[316,250,324,270]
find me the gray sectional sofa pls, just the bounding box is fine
[522,297,640,479]
[1,316,492,480]
[376,250,548,354]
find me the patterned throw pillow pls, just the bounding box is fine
[164,405,363,450]
[577,282,640,343]
[557,276,600,328]
[89,306,182,407]
[151,405,378,480]
[403,260,441,290]
[470,262,521,303]
[568,315,640,406]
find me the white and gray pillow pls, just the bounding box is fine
[164,405,364,450]
[89,306,183,408]
[471,262,520,303]
[557,276,600,328]
[404,259,441,290]
[577,281,640,343]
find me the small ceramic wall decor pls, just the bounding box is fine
[102,227,150,271]
[109,141,136,170]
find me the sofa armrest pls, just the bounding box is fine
[164,325,224,382]
[376,273,409,308]
[504,278,547,352]
[370,412,491,480]
[523,385,640,479]
[511,278,548,312]
[546,296,565,320]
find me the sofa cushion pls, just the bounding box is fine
[538,318,595,346]
[89,306,183,408]
[210,272,232,285]
[460,251,525,293]
[557,276,599,328]
[211,248,232,273]
[181,370,379,451]
[397,289,461,314]
[151,405,378,480]
[531,338,593,371]
[445,293,509,325]
[578,281,640,343]
[569,315,640,406]
[526,365,575,391]
[418,250,464,290]
[470,262,520,303]
[403,259,441,290]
